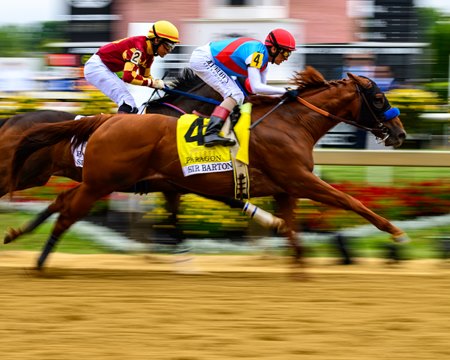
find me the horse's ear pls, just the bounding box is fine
[347,72,359,82]
[347,72,370,88]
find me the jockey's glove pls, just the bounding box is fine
[151,79,165,89]
[284,88,299,100]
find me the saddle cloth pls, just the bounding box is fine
[177,103,251,198]
[72,115,86,167]
[177,103,251,176]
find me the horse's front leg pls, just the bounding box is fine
[298,172,408,242]
[162,191,185,246]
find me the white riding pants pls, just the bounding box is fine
[84,54,136,108]
[189,44,245,105]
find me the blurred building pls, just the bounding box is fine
[41,0,424,148]
[55,1,423,82]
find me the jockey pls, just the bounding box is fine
[189,29,297,147]
[84,20,179,114]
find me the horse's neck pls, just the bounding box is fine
[299,84,357,145]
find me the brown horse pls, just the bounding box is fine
[0,68,219,198]
[6,67,408,270]
[0,69,222,253]
[0,110,80,195]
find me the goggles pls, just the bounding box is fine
[163,41,176,51]
[280,49,292,59]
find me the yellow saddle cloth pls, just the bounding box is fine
[176,103,251,177]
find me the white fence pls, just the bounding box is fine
[313,149,450,167]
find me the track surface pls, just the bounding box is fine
[1,251,449,360]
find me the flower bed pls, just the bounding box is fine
[11,176,449,238]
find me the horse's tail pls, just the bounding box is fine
[10,114,111,192]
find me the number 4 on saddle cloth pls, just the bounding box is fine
[176,103,252,199]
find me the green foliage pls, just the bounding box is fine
[0,22,67,56]
[79,90,116,114]
[0,211,112,254]
[0,95,43,116]
[14,168,450,240]
[424,81,449,101]
[0,91,116,117]
[0,26,34,56]
[416,7,442,43]
[429,19,450,81]
[386,88,446,134]
[416,9,450,87]
[37,22,67,51]
[11,96,44,114]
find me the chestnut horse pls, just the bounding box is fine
[6,67,408,270]
[0,68,218,198]
[0,69,221,250]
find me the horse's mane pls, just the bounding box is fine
[290,66,328,90]
[149,68,205,105]
[249,66,345,106]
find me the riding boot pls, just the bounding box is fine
[204,106,236,147]
[118,103,138,114]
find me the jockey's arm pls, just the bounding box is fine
[122,61,164,89]
[247,67,285,95]
[122,61,152,86]
[260,67,268,84]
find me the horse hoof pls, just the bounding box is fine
[393,233,410,244]
[4,228,20,244]
[4,234,12,244]
[275,219,289,234]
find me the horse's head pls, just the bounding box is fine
[347,73,406,148]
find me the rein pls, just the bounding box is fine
[296,96,374,132]
[295,81,393,141]
[161,87,221,106]
[249,97,288,129]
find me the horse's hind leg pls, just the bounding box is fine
[4,207,54,244]
[3,191,71,244]
[36,184,107,269]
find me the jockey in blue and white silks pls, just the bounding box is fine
[209,38,269,78]
[189,29,297,147]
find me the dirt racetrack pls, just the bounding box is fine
[1,251,450,360]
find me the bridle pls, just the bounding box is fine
[295,80,399,141]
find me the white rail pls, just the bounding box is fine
[313,149,450,167]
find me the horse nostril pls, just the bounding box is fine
[399,132,406,140]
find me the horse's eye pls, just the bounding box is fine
[373,94,385,109]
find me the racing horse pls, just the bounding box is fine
[0,69,221,245]
[0,68,219,197]
[6,67,408,270]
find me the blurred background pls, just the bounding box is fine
[0,0,449,260]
